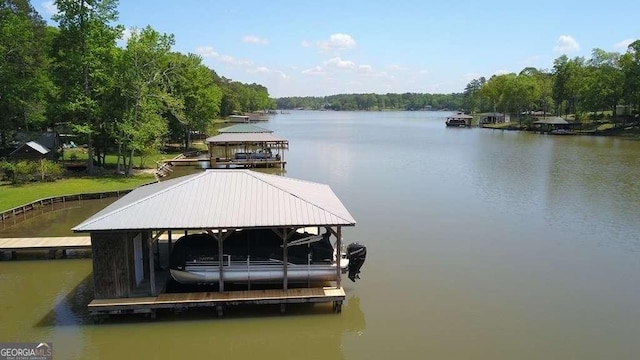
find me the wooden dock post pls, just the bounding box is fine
[283,228,288,291]
[336,226,342,289]
[148,234,156,296]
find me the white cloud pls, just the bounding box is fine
[40,1,58,16]
[317,33,357,52]
[554,35,580,53]
[300,40,311,48]
[254,66,271,74]
[325,57,356,69]
[302,66,326,75]
[195,46,219,58]
[419,69,430,75]
[216,55,253,68]
[614,39,634,51]
[242,35,269,45]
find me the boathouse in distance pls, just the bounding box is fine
[72,169,356,318]
[206,124,288,169]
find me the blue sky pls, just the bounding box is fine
[36,0,639,98]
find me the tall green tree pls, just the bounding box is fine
[583,49,623,122]
[118,26,174,173]
[620,40,640,117]
[166,52,222,149]
[50,0,121,173]
[0,0,52,148]
[463,77,486,113]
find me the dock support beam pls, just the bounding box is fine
[218,235,224,292]
[283,228,288,291]
[336,226,342,288]
[149,234,156,296]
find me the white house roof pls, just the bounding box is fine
[206,133,287,144]
[72,170,355,232]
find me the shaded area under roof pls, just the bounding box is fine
[218,124,273,133]
[72,170,356,232]
[206,133,287,144]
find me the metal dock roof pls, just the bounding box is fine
[217,124,273,133]
[205,133,287,144]
[72,170,356,232]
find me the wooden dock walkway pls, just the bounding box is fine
[88,286,346,317]
[0,236,91,259]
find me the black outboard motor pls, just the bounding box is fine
[347,243,367,282]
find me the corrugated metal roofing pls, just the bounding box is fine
[72,170,356,232]
[206,133,287,144]
[218,124,273,133]
[10,141,50,155]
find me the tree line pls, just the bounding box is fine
[277,93,465,111]
[0,0,275,174]
[463,44,640,124]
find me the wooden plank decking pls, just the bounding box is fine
[88,287,346,316]
[0,236,91,259]
[0,236,91,250]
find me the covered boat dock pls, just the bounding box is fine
[532,117,578,134]
[73,170,356,318]
[206,124,288,169]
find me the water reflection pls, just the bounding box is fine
[36,274,94,327]
[0,199,117,238]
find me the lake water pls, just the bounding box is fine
[1,110,640,359]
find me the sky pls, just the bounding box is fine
[36,0,639,98]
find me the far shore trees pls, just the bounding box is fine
[456,42,640,126]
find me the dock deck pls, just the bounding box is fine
[0,236,91,259]
[213,159,286,169]
[88,286,346,317]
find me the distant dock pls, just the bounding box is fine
[0,236,91,259]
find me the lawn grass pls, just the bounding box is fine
[1,144,211,211]
[61,149,185,168]
[0,174,156,211]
